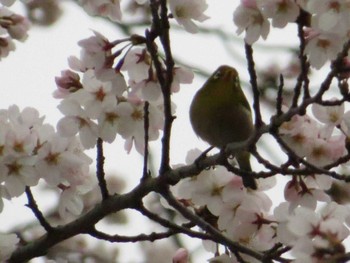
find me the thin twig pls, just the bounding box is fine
[276,74,284,116]
[142,101,151,181]
[159,187,265,261]
[96,137,109,200]
[245,43,264,128]
[25,187,53,232]
[292,18,310,107]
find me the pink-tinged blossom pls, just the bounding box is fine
[305,135,346,166]
[287,203,350,261]
[77,30,114,72]
[0,233,19,260]
[304,29,343,69]
[79,0,122,22]
[257,0,300,28]
[171,67,194,93]
[54,70,83,99]
[121,48,151,83]
[208,254,238,263]
[279,114,318,157]
[57,99,98,149]
[233,0,270,44]
[129,79,162,102]
[284,176,331,211]
[168,0,209,33]
[0,7,30,41]
[172,248,189,263]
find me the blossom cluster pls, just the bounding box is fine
[280,101,347,167]
[275,201,350,262]
[55,31,193,154]
[0,4,30,59]
[0,105,93,216]
[77,0,209,34]
[172,101,350,262]
[172,149,277,261]
[233,0,350,69]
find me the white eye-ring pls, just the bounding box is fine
[213,69,222,80]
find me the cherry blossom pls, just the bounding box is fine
[54,70,83,99]
[121,101,163,154]
[171,67,194,93]
[305,135,346,166]
[190,167,234,216]
[312,101,345,136]
[97,102,134,143]
[129,78,162,102]
[73,70,117,119]
[286,203,350,261]
[1,155,38,197]
[172,248,189,263]
[208,253,238,263]
[279,114,317,157]
[168,0,209,33]
[233,0,270,44]
[57,99,98,149]
[304,29,343,69]
[0,233,19,260]
[284,176,331,211]
[300,0,350,35]
[76,30,114,73]
[36,134,92,187]
[257,0,300,28]
[121,48,152,83]
[79,0,122,22]
[58,187,84,220]
[0,7,30,41]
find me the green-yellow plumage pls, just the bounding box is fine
[190,65,257,189]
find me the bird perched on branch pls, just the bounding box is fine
[189,65,257,189]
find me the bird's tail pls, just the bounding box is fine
[236,151,257,190]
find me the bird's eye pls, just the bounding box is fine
[213,69,223,80]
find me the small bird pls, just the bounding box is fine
[189,65,257,189]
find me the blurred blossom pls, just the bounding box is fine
[233,0,270,44]
[168,0,209,33]
[257,0,300,28]
[172,248,189,263]
[79,0,122,22]
[0,233,19,260]
[304,29,343,69]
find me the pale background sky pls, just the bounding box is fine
[0,1,303,262]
